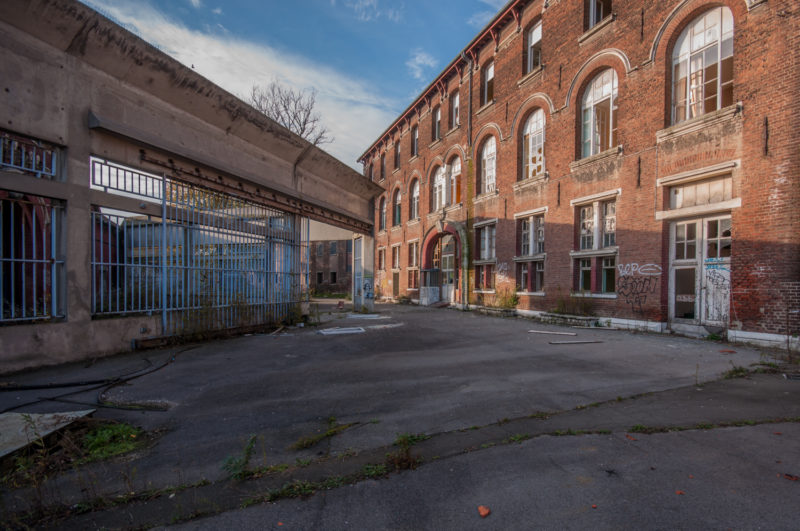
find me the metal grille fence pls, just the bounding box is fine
[90,157,302,335]
[1,192,65,323]
[1,130,58,179]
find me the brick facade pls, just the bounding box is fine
[360,0,799,339]
[308,240,353,294]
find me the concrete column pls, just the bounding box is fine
[352,234,375,312]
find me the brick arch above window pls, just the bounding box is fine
[648,0,744,65]
[471,123,504,160]
[510,93,555,138]
[565,49,631,110]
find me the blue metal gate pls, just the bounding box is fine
[89,157,302,336]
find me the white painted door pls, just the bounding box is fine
[669,216,731,326]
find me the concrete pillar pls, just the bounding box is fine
[352,234,375,312]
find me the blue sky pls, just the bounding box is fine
[80,0,508,169]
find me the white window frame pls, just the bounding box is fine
[432,106,441,141]
[450,92,460,129]
[481,136,496,194]
[379,197,386,231]
[448,157,461,205]
[483,62,495,106]
[527,22,542,73]
[588,0,612,29]
[432,166,446,211]
[410,179,420,220]
[672,7,734,125]
[391,244,401,270]
[411,125,419,156]
[476,223,496,261]
[523,109,545,180]
[581,69,618,158]
[393,189,402,226]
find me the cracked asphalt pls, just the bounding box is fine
[1,302,798,529]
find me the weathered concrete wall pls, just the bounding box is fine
[0,0,382,374]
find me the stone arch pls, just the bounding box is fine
[564,49,631,110]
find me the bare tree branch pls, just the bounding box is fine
[248,80,333,146]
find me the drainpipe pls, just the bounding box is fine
[461,50,473,310]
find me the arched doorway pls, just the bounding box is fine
[421,228,461,306]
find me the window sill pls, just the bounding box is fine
[409,155,419,163]
[655,198,742,221]
[406,288,420,292]
[517,291,546,297]
[570,145,623,172]
[569,247,618,258]
[392,167,401,175]
[657,161,738,188]
[428,138,443,149]
[517,66,544,88]
[474,258,497,266]
[571,292,617,299]
[473,190,499,204]
[377,230,387,236]
[570,187,622,207]
[513,253,546,262]
[656,103,742,144]
[513,174,548,191]
[391,225,402,232]
[445,202,463,213]
[446,125,461,137]
[476,100,495,117]
[473,289,496,294]
[406,218,420,227]
[578,14,615,45]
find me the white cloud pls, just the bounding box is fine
[189,0,201,8]
[405,49,437,81]
[467,11,494,28]
[341,0,402,22]
[479,0,506,9]
[212,7,222,15]
[81,0,398,169]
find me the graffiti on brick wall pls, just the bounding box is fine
[363,277,374,300]
[616,263,662,314]
[496,262,509,284]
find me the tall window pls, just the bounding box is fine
[379,197,386,231]
[432,166,446,211]
[480,137,496,194]
[579,205,594,250]
[586,0,612,30]
[449,92,460,129]
[482,62,494,106]
[672,7,734,125]
[432,106,441,141]
[523,109,545,180]
[448,157,462,205]
[602,200,616,247]
[330,241,338,255]
[476,224,496,260]
[581,69,618,158]
[519,214,544,256]
[410,179,420,220]
[411,125,419,156]
[391,245,400,270]
[408,240,419,290]
[392,189,402,226]
[368,163,373,181]
[527,22,542,73]
[380,153,386,180]
[378,248,386,270]
[394,141,401,169]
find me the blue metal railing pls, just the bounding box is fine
[1,131,57,179]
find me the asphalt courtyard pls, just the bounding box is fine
[1,303,798,529]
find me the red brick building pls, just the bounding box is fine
[359,0,799,347]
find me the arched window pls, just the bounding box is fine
[581,69,618,158]
[432,166,446,211]
[480,137,496,194]
[410,179,420,220]
[392,189,402,226]
[448,157,462,205]
[672,7,734,124]
[379,197,386,231]
[523,109,545,180]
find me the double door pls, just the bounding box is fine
[670,215,731,326]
